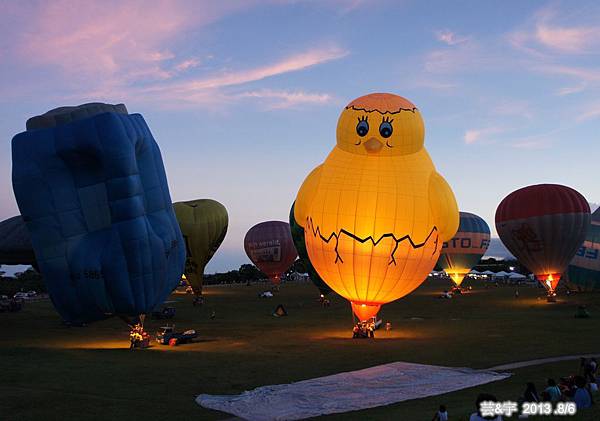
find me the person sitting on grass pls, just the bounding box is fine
[590,358,598,375]
[431,404,448,421]
[572,375,592,409]
[470,393,503,421]
[544,378,562,402]
[559,376,575,397]
[523,382,539,402]
[540,390,551,402]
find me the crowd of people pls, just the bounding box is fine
[352,320,376,338]
[521,357,597,411]
[432,358,598,420]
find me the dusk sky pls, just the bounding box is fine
[1,0,599,273]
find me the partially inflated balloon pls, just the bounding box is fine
[174,199,228,295]
[496,184,590,294]
[12,103,185,324]
[437,212,490,286]
[244,221,297,285]
[289,202,332,296]
[568,208,600,290]
[294,93,459,321]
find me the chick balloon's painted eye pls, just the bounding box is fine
[356,119,369,137]
[379,121,393,138]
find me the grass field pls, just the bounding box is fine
[1,277,599,420]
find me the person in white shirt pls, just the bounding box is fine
[432,404,448,421]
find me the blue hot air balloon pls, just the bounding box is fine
[12,103,185,324]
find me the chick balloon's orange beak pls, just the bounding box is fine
[363,137,383,154]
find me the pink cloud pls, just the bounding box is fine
[79,47,346,109]
[511,140,551,150]
[577,103,600,122]
[175,47,348,91]
[493,100,534,120]
[509,5,600,55]
[435,30,469,46]
[9,1,255,87]
[464,127,506,144]
[556,84,587,96]
[236,89,334,108]
[2,1,345,109]
[507,5,600,96]
[174,58,201,72]
[423,38,500,75]
[130,46,347,106]
[540,65,600,81]
[535,24,600,53]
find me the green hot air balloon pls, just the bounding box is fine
[174,199,228,300]
[289,201,332,296]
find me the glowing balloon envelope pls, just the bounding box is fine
[244,221,297,285]
[174,199,228,296]
[294,93,459,321]
[12,103,185,324]
[568,208,600,290]
[289,202,332,296]
[495,184,590,294]
[437,212,490,286]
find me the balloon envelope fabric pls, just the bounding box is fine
[289,202,332,296]
[568,208,600,290]
[437,212,491,286]
[174,199,228,296]
[495,184,590,292]
[12,103,185,324]
[244,221,297,285]
[294,93,459,321]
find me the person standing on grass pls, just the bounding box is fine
[432,404,448,421]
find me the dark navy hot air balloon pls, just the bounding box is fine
[495,184,590,299]
[437,212,490,287]
[12,103,185,324]
[289,202,332,296]
[568,208,600,290]
[244,221,297,285]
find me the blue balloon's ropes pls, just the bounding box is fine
[305,217,439,266]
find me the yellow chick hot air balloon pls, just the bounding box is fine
[294,93,459,321]
[174,199,228,297]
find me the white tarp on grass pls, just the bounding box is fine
[196,361,511,420]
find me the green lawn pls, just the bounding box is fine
[1,278,599,420]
